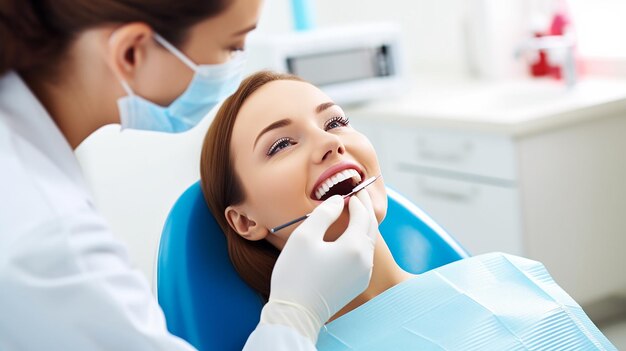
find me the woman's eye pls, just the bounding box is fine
[267,137,295,156]
[325,116,350,131]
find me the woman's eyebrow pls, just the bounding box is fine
[316,102,336,114]
[253,119,292,150]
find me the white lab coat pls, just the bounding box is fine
[0,71,315,351]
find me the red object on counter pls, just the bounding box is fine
[548,11,571,79]
[530,33,552,77]
[529,0,573,80]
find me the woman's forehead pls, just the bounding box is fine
[234,80,331,136]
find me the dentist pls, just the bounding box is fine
[0,0,377,350]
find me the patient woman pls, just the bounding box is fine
[199,70,413,321]
[199,71,616,350]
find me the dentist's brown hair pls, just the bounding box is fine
[0,0,231,76]
[200,71,303,301]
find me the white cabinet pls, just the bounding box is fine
[517,114,626,306]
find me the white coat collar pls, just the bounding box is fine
[0,71,89,191]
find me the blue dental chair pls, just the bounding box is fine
[156,181,469,351]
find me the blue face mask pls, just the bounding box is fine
[117,33,246,133]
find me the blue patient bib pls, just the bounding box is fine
[317,253,616,351]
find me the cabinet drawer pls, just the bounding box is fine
[381,126,517,181]
[386,171,524,255]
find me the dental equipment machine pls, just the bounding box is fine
[244,23,408,106]
[270,175,381,233]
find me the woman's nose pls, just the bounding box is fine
[313,132,345,163]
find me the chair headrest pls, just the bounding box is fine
[157,182,263,350]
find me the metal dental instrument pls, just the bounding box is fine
[269,174,381,234]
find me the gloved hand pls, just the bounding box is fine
[259,190,379,343]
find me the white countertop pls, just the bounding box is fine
[346,76,626,136]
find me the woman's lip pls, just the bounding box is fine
[309,162,365,200]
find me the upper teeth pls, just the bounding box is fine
[315,169,362,200]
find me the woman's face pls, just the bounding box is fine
[227,80,387,248]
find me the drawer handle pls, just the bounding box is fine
[417,139,473,163]
[417,179,479,203]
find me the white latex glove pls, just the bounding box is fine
[259,190,379,343]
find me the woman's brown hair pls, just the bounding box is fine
[0,0,231,76]
[200,71,304,301]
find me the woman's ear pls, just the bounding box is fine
[225,205,267,241]
[106,22,154,85]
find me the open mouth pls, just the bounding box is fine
[312,169,363,201]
